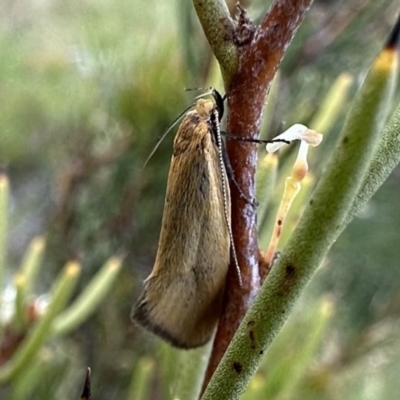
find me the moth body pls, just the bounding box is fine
[132,97,231,349]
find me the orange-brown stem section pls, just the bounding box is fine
[201,0,313,392]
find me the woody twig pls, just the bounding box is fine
[195,0,315,392]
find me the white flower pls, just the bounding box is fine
[266,124,323,153]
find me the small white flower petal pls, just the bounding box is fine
[266,124,323,153]
[304,129,323,147]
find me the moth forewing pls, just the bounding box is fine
[132,98,231,349]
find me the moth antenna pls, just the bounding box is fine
[214,108,242,286]
[143,103,195,169]
[222,132,290,146]
[185,86,211,92]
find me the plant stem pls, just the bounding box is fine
[201,0,314,390]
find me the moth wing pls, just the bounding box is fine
[132,123,230,348]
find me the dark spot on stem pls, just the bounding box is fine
[249,330,256,349]
[286,265,296,277]
[342,136,349,144]
[233,362,243,374]
[277,219,282,226]
[279,265,297,297]
[259,350,264,355]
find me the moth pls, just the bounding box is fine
[131,89,236,349]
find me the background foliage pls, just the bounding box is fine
[1,0,400,398]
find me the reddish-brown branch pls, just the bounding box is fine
[201,0,313,392]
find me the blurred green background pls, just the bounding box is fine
[1,0,400,398]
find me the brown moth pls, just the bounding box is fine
[131,90,234,349]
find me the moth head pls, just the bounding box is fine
[193,88,225,122]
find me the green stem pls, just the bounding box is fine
[173,343,213,400]
[309,73,354,133]
[126,357,154,400]
[20,236,46,297]
[193,0,238,86]
[52,256,122,336]
[13,274,27,330]
[346,102,400,224]
[274,299,333,400]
